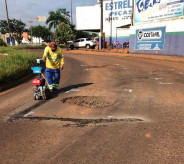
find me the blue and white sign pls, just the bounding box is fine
[134,0,184,23]
[135,27,165,50]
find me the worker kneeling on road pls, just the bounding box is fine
[42,42,64,92]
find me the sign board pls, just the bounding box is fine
[135,27,165,50]
[134,0,184,23]
[103,0,132,35]
[76,5,100,30]
[37,16,47,22]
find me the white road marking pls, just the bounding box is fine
[80,65,88,67]
[122,68,128,70]
[113,64,120,66]
[178,72,184,75]
[24,112,34,117]
[108,116,115,119]
[159,82,173,85]
[65,89,80,93]
[154,78,163,80]
[85,69,92,71]
[122,89,133,93]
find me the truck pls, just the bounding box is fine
[70,38,96,50]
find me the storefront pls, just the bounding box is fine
[76,0,184,56]
[130,0,184,56]
[76,0,132,49]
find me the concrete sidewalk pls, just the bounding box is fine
[63,49,184,63]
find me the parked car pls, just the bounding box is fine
[70,38,96,50]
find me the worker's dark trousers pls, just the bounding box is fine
[45,68,60,90]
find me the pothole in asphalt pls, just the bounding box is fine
[62,96,116,108]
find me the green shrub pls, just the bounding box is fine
[0,38,7,47]
[13,45,44,50]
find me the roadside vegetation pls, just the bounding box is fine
[0,46,39,85]
[0,7,97,90]
[0,38,7,47]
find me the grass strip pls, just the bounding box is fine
[0,47,39,85]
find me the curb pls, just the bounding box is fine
[63,49,184,63]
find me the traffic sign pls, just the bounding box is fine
[37,16,46,22]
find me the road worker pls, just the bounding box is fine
[42,42,64,92]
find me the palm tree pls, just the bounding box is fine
[46,8,70,30]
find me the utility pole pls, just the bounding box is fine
[5,0,11,44]
[100,0,104,49]
[71,0,73,24]
[131,0,134,26]
[110,0,113,48]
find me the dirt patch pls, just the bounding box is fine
[62,96,117,108]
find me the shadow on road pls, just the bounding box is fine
[8,83,94,122]
[52,82,94,98]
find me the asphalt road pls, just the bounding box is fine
[0,50,184,164]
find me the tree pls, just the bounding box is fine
[55,22,75,49]
[46,8,70,30]
[31,25,52,43]
[75,30,90,39]
[0,18,27,44]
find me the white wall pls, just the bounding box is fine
[130,18,184,35]
[76,0,132,37]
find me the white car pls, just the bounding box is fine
[70,38,96,50]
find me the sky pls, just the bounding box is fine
[0,0,98,27]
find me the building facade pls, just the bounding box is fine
[76,0,184,56]
[130,0,184,56]
[76,0,132,48]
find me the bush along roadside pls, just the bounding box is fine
[0,38,7,47]
[0,47,39,88]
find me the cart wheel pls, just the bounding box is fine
[34,95,38,100]
[45,88,51,99]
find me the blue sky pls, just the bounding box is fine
[0,0,98,27]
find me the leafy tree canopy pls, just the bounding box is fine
[75,30,90,39]
[55,22,75,49]
[46,8,71,30]
[0,19,26,34]
[31,25,52,41]
[0,19,27,44]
